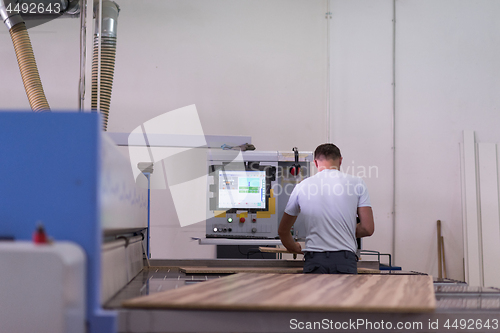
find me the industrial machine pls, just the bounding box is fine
[206,149,313,240]
[0,112,148,333]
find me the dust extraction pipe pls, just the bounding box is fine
[92,0,119,131]
[0,0,50,112]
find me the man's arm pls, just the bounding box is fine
[278,213,303,254]
[356,206,374,238]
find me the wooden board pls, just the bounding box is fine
[462,131,482,286]
[123,273,435,312]
[478,143,500,288]
[178,266,380,274]
[179,266,303,274]
[259,246,292,253]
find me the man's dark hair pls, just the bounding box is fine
[314,143,342,160]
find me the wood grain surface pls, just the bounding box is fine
[178,266,380,274]
[123,273,435,312]
[259,246,292,253]
[179,266,303,274]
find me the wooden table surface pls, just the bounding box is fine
[179,266,303,274]
[178,266,381,274]
[123,273,435,312]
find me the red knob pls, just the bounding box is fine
[290,165,300,176]
[252,218,257,223]
[33,223,48,244]
[240,217,245,223]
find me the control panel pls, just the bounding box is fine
[206,150,312,239]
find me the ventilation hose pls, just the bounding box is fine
[1,0,50,112]
[92,0,119,131]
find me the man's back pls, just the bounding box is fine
[285,169,371,254]
[278,143,374,274]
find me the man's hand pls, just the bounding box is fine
[278,213,304,254]
[287,241,302,254]
[356,206,374,238]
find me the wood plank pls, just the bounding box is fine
[123,273,435,312]
[441,236,447,279]
[258,246,299,259]
[437,220,443,279]
[178,266,380,274]
[179,266,303,274]
[460,140,468,282]
[478,143,500,288]
[259,246,290,254]
[462,131,482,286]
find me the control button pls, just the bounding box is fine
[252,218,257,223]
[251,228,257,233]
[240,217,245,223]
[218,228,222,232]
[227,217,233,223]
[213,227,217,232]
[228,228,232,232]
[222,228,227,232]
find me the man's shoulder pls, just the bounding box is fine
[337,171,365,183]
[298,171,366,186]
[293,177,311,190]
[289,175,317,194]
[314,170,364,182]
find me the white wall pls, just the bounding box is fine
[107,0,329,259]
[395,0,500,280]
[329,0,394,258]
[109,0,328,151]
[330,0,500,280]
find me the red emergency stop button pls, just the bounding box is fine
[240,217,245,223]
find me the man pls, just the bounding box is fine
[278,143,374,274]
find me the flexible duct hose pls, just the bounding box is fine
[9,22,50,112]
[91,34,116,130]
[91,0,119,131]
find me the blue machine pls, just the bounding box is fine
[0,112,148,333]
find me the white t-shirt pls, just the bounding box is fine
[284,169,371,253]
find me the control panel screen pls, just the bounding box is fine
[218,170,266,209]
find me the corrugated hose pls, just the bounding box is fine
[91,0,119,131]
[9,22,50,112]
[91,35,116,130]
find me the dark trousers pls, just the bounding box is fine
[303,251,357,274]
